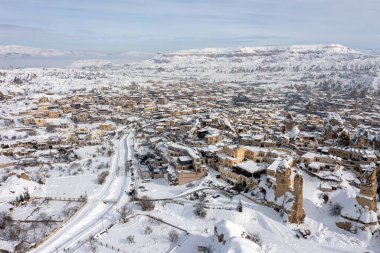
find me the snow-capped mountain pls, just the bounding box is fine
[168,44,358,56]
[146,44,380,90]
[1,44,380,91]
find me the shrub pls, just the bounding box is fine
[70,162,80,170]
[168,230,179,243]
[144,226,153,234]
[1,175,8,182]
[148,217,161,225]
[194,201,207,218]
[245,232,262,247]
[237,200,243,212]
[320,193,329,204]
[329,202,343,216]
[126,235,135,244]
[0,211,12,229]
[97,171,109,184]
[139,196,155,211]
[107,149,114,157]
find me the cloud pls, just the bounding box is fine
[0,24,44,38]
[0,0,379,51]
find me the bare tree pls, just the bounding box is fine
[329,202,343,216]
[86,159,93,167]
[168,230,179,243]
[194,201,207,218]
[0,211,12,229]
[139,196,155,211]
[38,212,51,226]
[245,232,262,247]
[107,149,114,157]
[117,205,133,223]
[237,200,243,212]
[6,221,21,241]
[88,236,97,253]
[144,226,153,234]
[126,235,135,244]
[97,171,109,184]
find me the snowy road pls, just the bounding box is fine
[31,133,135,253]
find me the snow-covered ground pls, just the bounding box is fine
[56,168,379,253]
[90,215,187,253]
[30,133,134,252]
[0,43,379,252]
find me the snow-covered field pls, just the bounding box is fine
[90,215,187,253]
[62,167,379,253]
[0,44,379,252]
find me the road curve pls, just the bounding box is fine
[31,133,134,253]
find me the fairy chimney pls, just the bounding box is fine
[289,173,306,224]
[356,165,377,211]
[275,163,292,198]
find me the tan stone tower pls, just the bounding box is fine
[289,174,306,223]
[274,158,306,224]
[275,166,291,198]
[356,165,377,211]
[283,113,296,132]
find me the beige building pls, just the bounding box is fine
[167,143,207,185]
[100,123,113,131]
[217,145,288,188]
[329,147,377,163]
[34,118,46,127]
[301,152,342,173]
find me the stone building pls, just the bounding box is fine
[167,142,207,185]
[283,113,297,132]
[217,145,288,188]
[301,152,342,173]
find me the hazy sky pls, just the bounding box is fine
[0,0,379,52]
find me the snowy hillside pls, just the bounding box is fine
[172,44,358,56]
[144,44,380,90]
[1,43,379,90]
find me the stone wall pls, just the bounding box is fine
[177,171,207,185]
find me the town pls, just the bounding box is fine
[0,45,380,253]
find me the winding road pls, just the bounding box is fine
[30,132,135,253]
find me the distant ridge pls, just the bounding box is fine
[0,45,73,57]
[0,45,157,68]
[0,44,156,59]
[168,44,358,56]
